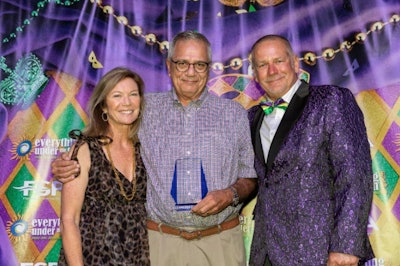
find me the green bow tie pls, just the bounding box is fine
[259,98,288,115]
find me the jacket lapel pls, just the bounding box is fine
[251,107,266,164]
[266,81,310,169]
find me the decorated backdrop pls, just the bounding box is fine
[1,0,400,265]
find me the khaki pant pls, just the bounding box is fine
[148,224,246,266]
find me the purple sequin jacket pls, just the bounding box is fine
[248,81,374,265]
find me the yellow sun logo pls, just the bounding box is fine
[6,215,32,243]
[10,136,35,160]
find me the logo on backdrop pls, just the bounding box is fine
[33,138,73,157]
[6,215,31,242]
[11,137,74,160]
[13,180,62,198]
[30,218,60,240]
[6,216,60,242]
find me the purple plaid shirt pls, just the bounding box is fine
[139,89,256,228]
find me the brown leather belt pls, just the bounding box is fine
[147,216,240,240]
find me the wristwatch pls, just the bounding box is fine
[229,186,239,207]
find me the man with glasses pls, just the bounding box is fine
[52,30,257,266]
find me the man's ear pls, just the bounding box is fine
[293,56,300,73]
[166,60,171,76]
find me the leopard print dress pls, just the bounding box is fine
[58,133,150,265]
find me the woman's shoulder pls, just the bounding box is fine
[69,129,111,145]
[68,130,110,159]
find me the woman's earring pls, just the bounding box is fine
[102,112,108,122]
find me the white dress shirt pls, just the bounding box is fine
[260,79,301,163]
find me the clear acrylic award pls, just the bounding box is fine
[170,158,208,211]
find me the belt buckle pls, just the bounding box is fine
[179,229,202,240]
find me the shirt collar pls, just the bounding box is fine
[171,87,208,107]
[281,79,301,104]
[264,79,301,104]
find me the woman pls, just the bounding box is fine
[58,67,150,265]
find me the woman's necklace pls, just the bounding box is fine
[105,142,137,201]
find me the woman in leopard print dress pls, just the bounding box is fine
[58,67,150,265]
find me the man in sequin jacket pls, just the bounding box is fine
[248,35,374,266]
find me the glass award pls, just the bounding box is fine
[170,158,208,211]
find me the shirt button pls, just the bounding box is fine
[186,151,191,155]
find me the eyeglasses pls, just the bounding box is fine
[170,59,210,73]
